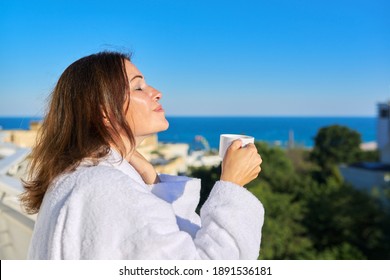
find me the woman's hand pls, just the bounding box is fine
[220,140,262,187]
[127,150,160,185]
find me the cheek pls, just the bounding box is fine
[128,95,149,117]
[127,95,153,133]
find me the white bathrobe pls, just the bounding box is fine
[28,149,264,259]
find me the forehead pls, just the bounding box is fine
[124,60,143,79]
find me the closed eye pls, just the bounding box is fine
[134,84,148,92]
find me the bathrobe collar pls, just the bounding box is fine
[99,148,147,187]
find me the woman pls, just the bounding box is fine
[22,51,264,259]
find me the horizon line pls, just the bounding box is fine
[0,114,377,118]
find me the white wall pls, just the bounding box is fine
[339,165,387,191]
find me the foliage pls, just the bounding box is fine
[310,125,361,171]
[355,149,380,162]
[249,181,315,259]
[303,181,390,259]
[250,142,296,194]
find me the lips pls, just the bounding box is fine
[153,105,164,112]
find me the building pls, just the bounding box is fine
[2,121,41,148]
[339,102,390,191]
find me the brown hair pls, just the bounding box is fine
[21,51,135,214]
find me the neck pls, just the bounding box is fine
[135,135,149,147]
[109,134,151,161]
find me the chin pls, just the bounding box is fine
[150,119,169,134]
[159,119,169,132]
[148,115,169,134]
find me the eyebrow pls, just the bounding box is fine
[130,75,144,82]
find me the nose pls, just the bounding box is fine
[151,86,162,101]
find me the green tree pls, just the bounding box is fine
[250,142,297,194]
[355,149,380,162]
[310,125,361,172]
[303,181,390,259]
[249,181,315,259]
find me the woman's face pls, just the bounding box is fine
[124,60,169,141]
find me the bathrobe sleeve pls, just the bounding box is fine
[59,166,264,260]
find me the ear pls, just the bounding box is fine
[101,108,112,127]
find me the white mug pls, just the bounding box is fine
[219,134,255,159]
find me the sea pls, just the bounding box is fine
[0,116,376,151]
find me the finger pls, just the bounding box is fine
[257,154,262,165]
[252,165,261,177]
[251,167,260,180]
[228,139,243,151]
[252,157,262,167]
[245,143,257,151]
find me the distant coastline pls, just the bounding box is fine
[159,116,376,150]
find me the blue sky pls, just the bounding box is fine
[0,0,389,116]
